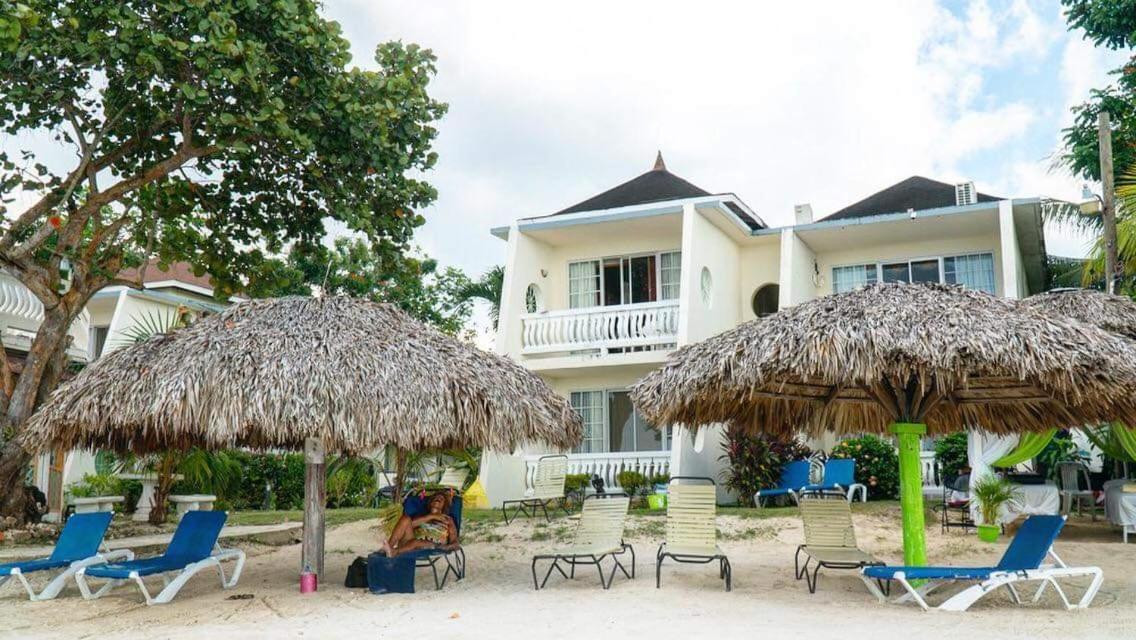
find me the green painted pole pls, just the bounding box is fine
[890,422,927,567]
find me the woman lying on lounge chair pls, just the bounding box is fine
[381,492,459,557]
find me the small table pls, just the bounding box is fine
[169,494,217,519]
[116,473,183,522]
[70,496,124,514]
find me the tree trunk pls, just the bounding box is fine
[302,437,326,580]
[0,305,75,520]
[148,454,177,525]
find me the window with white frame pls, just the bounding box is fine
[832,264,878,293]
[660,251,681,300]
[571,391,605,453]
[568,260,601,309]
[944,252,995,294]
[569,250,681,308]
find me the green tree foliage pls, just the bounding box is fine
[1046,169,1136,292]
[932,432,969,482]
[245,237,473,336]
[1059,1,1136,180]
[0,0,445,515]
[830,435,900,500]
[456,265,505,330]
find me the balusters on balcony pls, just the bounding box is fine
[520,301,679,355]
[524,451,672,493]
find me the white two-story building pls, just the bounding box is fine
[480,154,1048,505]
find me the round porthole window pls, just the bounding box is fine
[751,283,780,317]
[525,283,542,313]
[699,267,713,308]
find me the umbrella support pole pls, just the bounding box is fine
[303,437,326,582]
[890,422,927,568]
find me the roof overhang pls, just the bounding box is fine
[491,193,764,241]
[93,286,227,313]
[753,199,1001,236]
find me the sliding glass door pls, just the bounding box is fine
[570,389,668,453]
[569,251,680,309]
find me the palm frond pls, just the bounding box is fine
[114,308,186,346]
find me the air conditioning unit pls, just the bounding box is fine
[955,181,976,206]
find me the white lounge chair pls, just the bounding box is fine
[503,454,569,524]
[531,494,633,590]
[861,515,1103,611]
[76,511,245,605]
[655,477,731,590]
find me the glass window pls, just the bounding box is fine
[832,264,878,293]
[625,255,658,304]
[944,252,995,294]
[910,259,941,284]
[660,251,681,300]
[571,391,605,453]
[608,391,664,452]
[568,260,601,309]
[882,262,910,284]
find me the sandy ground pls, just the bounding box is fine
[2,507,1134,640]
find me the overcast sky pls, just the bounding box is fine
[327,0,1126,276]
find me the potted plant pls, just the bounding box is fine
[971,474,1019,543]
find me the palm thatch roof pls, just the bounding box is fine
[22,296,581,455]
[632,283,1136,439]
[1021,288,1136,340]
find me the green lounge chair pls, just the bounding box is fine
[656,477,731,590]
[795,497,881,593]
[531,494,633,590]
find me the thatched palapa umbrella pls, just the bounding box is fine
[22,296,581,579]
[632,283,1136,566]
[1021,287,1136,340]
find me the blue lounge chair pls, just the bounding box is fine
[802,459,868,503]
[0,512,133,601]
[405,489,466,590]
[754,460,811,507]
[861,515,1103,611]
[75,511,244,605]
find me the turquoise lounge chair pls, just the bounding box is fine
[75,511,245,605]
[0,512,133,601]
[861,515,1103,611]
[754,460,810,507]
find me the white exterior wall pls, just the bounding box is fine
[998,200,1025,299]
[778,229,817,307]
[737,237,781,321]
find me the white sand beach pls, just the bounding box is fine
[3,508,1134,640]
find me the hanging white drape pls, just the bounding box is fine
[967,430,1020,523]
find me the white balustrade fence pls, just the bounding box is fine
[520,301,679,355]
[524,451,672,493]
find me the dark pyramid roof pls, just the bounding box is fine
[555,152,712,215]
[823,176,1001,222]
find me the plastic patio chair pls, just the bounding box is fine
[1056,462,1098,521]
[0,512,133,601]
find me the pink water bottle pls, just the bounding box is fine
[300,565,318,594]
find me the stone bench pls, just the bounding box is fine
[70,496,124,514]
[169,494,217,519]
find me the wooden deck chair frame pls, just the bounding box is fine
[795,496,884,594]
[503,454,570,524]
[531,493,634,590]
[655,476,731,591]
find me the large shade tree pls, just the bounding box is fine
[0,0,445,517]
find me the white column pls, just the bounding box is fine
[778,229,795,308]
[676,203,697,346]
[998,200,1022,299]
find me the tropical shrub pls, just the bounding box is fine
[617,471,648,500]
[564,473,590,498]
[971,474,1019,525]
[1035,433,1089,481]
[68,473,124,498]
[225,451,307,510]
[720,430,812,507]
[830,435,899,500]
[933,433,969,481]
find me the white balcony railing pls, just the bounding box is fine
[524,451,672,492]
[520,300,679,355]
[0,273,89,361]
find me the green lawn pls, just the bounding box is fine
[225,500,905,529]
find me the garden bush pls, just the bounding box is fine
[830,435,899,500]
[616,471,648,499]
[933,432,969,482]
[720,430,811,507]
[224,451,307,510]
[564,473,590,497]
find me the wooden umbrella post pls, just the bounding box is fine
[303,437,326,581]
[890,422,928,568]
[393,447,407,505]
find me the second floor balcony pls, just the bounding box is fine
[520,300,679,356]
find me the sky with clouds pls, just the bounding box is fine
[325,0,1128,277]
